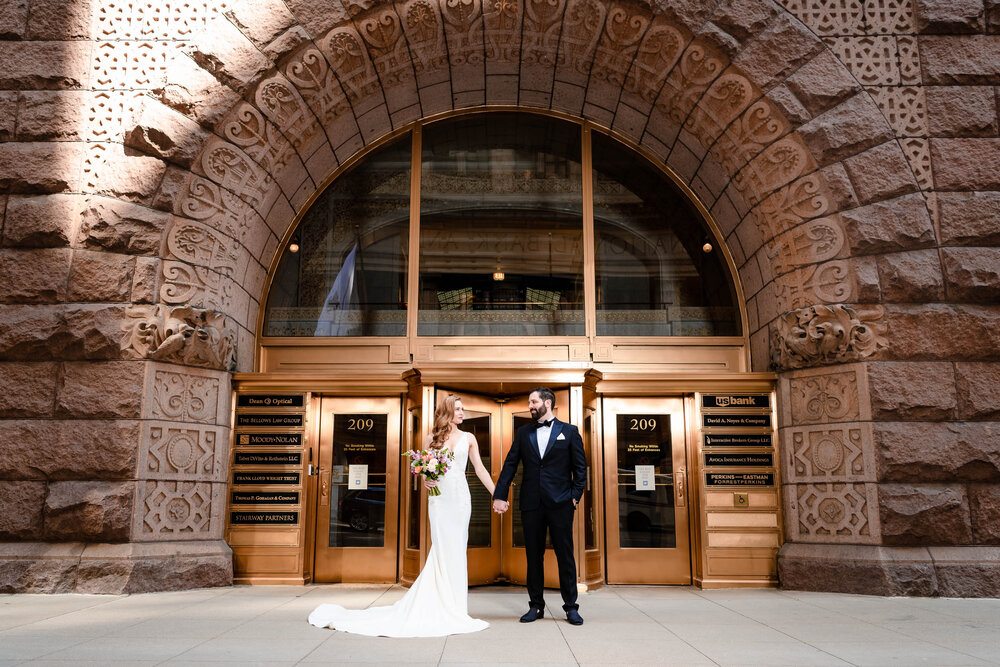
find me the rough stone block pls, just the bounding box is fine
[55,361,145,419]
[990,0,1000,34]
[876,422,1000,482]
[76,541,233,593]
[284,0,351,37]
[0,481,45,539]
[0,142,85,194]
[43,481,134,542]
[0,419,139,480]
[0,41,91,89]
[0,304,63,361]
[936,191,1000,246]
[733,13,822,90]
[0,248,71,303]
[78,196,167,255]
[0,362,58,418]
[0,0,27,39]
[125,99,211,168]
[941,247,1000,304]
[61,305,127,360]
[225,0,296,49]
[970,485,1000,544]
[921,36,1000,85]
[25,0,94,39]
[868,362,956,421]
[930,546,1000,597]
[15,91,91,141]
[882,304,1000,362]
[187,17,271,94]
[156,56,243,129]
[879,483,973,545]
[799,93,893,166]
[916,0,987,34]
[68,250,134,303]
[88,144,167,205]
[2,194,79,248]
[843,142,918,205]
[956,362,1000,419]
[840,193,936,255]
[0,542,83,593]
[0,92,16,141]
[778,543,937,596]
[925,87,998,137]
[131,256,161,304]
[876,249,945,303]
[931,138,1000,190]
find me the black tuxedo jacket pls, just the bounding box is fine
[493,418,587,511]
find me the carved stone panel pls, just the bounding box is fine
[143,361,230,425]
[785,481,881,544]
[133,480,225,541]
[771,304,887,370]
[780,362,870,426]
[138,421,227,481]
[121,304,237,371]
[783,422,876,483]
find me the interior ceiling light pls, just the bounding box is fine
[288,242,300,253]
[702,241,713,253]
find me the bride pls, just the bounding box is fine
[308,395,495,637]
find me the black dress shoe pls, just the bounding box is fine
[566,609,584,625]
[519,607,544,622]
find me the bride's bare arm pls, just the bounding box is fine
[466,433,495,495]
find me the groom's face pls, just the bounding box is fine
[528,392,550,420]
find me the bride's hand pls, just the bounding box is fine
[423,479,438,490]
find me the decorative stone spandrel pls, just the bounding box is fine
[783,422,876,483]
[0,248,72,304]
[956,362,1000,420]
[869,362,957,421]
[779,362,870,425]
[0,362,58,418]
[0,419,139,481]
[0,481,46,540]
[43,481,135,542]
[880,483,974,546]
[941,247,1000,304]
[144,361,229,425]
[138,422,227,482]
[770,303,887,370]
[121,304,236,371]
[877,421,1000,483]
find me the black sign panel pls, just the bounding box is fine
[705,433,772,447]
[230,511,298,525]
[237,394,305,409]
[703,414,771,428]
[233,472,300,485]
[706,472,775,487]
[236,413,304,428]
[333,414,388,471]
[230,491,300,505]
[702,394,770,409]
[617,414,670,470]
[233,451,301,466]
[236,432,302,447]
[705,452,774,467]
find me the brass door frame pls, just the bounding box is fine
[602,395,691,585]
[313,396,402,583]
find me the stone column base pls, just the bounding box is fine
[778,543,1000,597]
[0,541,233,594]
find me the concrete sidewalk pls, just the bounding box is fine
[1,584,998,666]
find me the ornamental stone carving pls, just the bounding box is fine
[771,304,886,370]
[788,482,880,544]
[121,304,236,371]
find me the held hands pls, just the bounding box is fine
[492,499,509,514]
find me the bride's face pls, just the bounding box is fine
[452,401,464,425]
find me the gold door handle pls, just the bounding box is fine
[676,467,686,508]
[320,470,331,507]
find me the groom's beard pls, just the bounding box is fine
[529,406,545,421]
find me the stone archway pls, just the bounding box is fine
[8,0,997,595]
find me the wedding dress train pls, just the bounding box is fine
[308,433,489,637]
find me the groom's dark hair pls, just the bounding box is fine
[530,387,556,408]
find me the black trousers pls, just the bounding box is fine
[521,502,578,612]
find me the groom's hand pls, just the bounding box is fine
[492,499,509,513]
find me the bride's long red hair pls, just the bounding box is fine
[430,394,459,449]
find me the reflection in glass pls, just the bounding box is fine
[419,113,585,336]
[616,414,675,549]
[407,411,421,550]
[592,132,740,336]
[584,413,596,550]
[264,138,411,336]
[329,414,388,548]
[460,411,492,548]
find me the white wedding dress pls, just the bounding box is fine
[308,432,489,637]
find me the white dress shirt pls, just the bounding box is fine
[536,420,553,458]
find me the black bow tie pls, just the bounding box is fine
[533,419,555,429]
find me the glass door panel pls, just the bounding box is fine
[314,397,400,582]
[603,396,690,584]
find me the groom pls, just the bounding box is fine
[492,388,587,625]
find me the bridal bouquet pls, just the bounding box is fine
[406,447,455,496]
